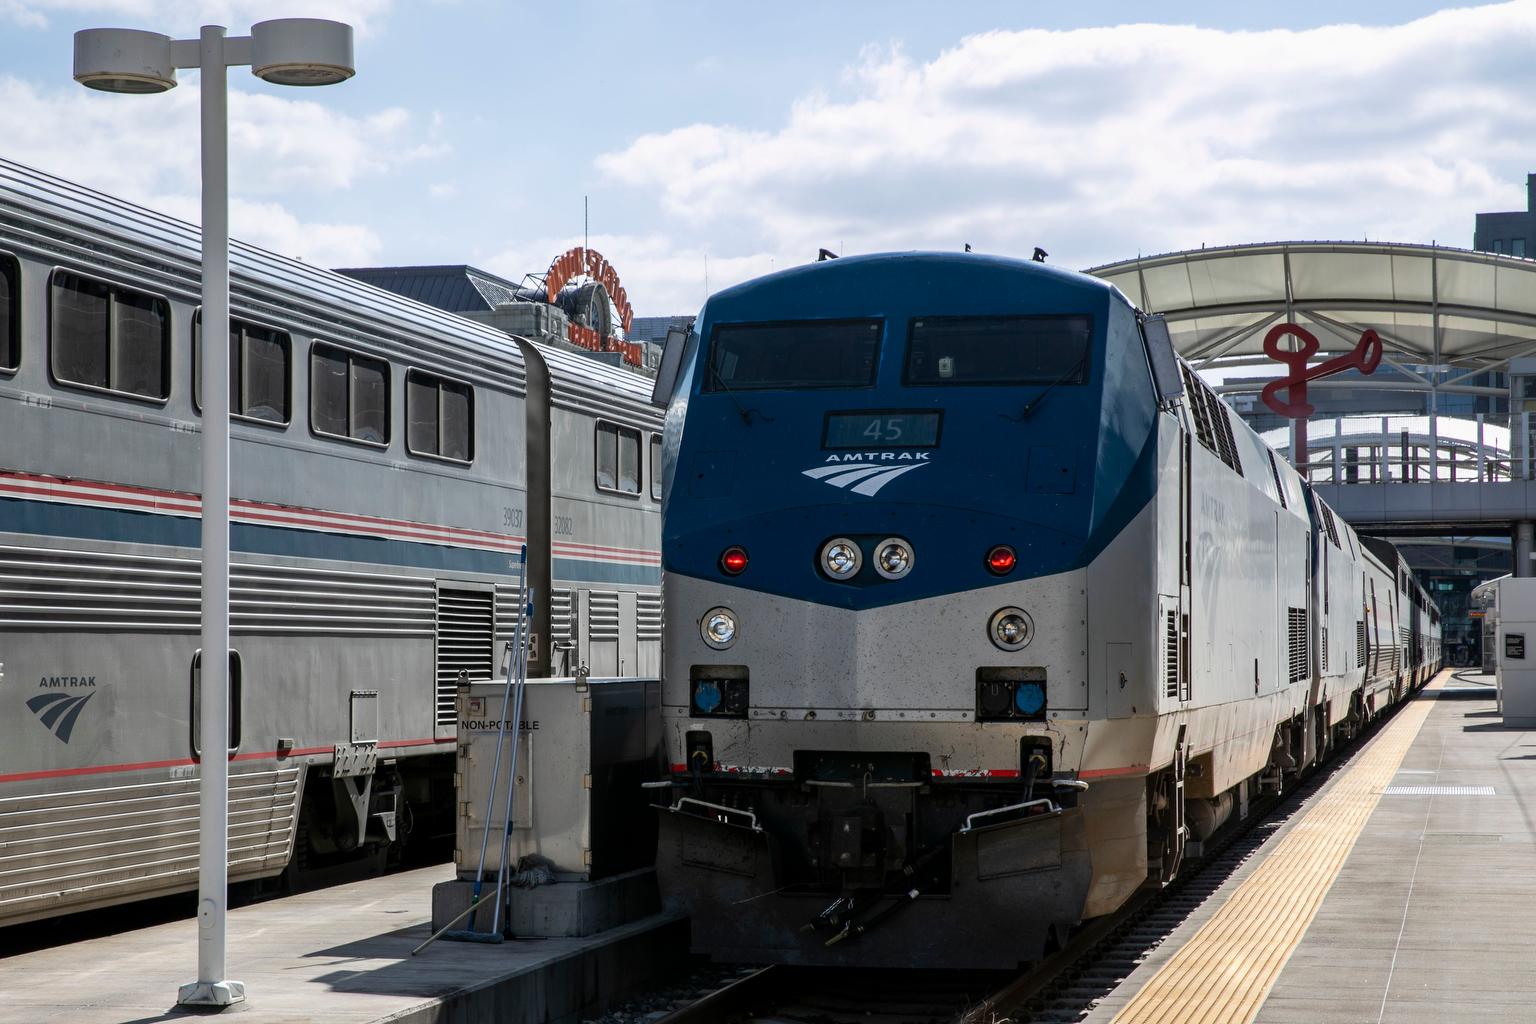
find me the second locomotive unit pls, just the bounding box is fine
[651,251,1439,969]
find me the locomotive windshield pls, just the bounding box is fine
[705,319,881,391]
[904,314,1092,386]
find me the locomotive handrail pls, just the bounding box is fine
[672,796,763,832]
[959,798,1060,834]
[1053,778,1091,792]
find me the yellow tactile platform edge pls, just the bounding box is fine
[1110,673,1447,1024]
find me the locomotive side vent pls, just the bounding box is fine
[1179,365,1243,476]
[1287,607,1309,683]
[1357,620,1367,667]
[637,591,663,642]
[1164,609,1180,699]
[1322,625,1329,673]
[590,591,621,642]
[435,587,494,726]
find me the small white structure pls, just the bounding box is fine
[1495,577,1536,726]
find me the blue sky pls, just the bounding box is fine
[0,2,1531,315]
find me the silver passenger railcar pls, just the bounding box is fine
[0,160,661,926]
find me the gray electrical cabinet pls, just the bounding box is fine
[455,677,660,880]
[1496,579,1536,727]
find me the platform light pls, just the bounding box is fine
[73,17,354,1011]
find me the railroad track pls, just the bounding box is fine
[658,965,1010,1024]
[657,692,1419,1024]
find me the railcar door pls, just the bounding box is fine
[1179,432,1192,702]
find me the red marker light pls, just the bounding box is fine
[720,546,749,575]
[986,545,1017,576]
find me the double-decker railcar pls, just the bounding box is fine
[650,251,1439,969]
[0,160,661,927]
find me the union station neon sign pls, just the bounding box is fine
[545,246,642,366]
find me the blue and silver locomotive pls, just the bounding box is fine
[652,252,1439,969]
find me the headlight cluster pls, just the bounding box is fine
[819,536,915,582]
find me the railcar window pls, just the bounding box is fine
[905,315,1091,386]
[596,421,642,495]
[193,313,292,424]
[310,344,390,446]
[0,253,17,373]
[705,319,881,391]
[50,270,169,400]
[406,369,474,463]
[650,434,663,501]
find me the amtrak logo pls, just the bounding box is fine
[27,691,95,743]
[802,452,932,497]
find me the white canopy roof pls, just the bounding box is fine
[1088,242,1536,381]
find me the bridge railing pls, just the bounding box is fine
[1290,413,1528,485]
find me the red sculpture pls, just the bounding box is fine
[1259,323,1382,471]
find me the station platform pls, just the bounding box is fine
[1088,669,1535,1024]
[0,864,685,1024]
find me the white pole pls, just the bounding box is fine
[180,22,244,1008]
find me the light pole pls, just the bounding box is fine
[73,19,355,1009]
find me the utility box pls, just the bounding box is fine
[1496,579,1536,726]
[455,676,660,880]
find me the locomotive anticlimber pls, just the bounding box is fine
[652,250,1441,969]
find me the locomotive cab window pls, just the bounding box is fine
[650,433,663,500]
[407,370,474,463]
[310,343,389,446]
[705,319,881,391]
[597,421,641,495]
[50,269,170,401]
[193,312,291,424]
[0,252,17,374]
[904,314,1091,386]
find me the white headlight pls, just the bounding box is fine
[702,607,737,649]
[874,537,914,580]
[989,607,1033,651]
[820,537,862,580]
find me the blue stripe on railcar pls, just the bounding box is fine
[0,496,659,585]
[663,251,1157,610]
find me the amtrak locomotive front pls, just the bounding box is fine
[652,251,1440,970]
[655,253,1156,967]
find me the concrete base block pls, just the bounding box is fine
[432,868,660,937]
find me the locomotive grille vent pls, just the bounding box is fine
[1164,610,1180,699]
[1322,625,1329,673]
[435,587,494,726]
[1357,620,1367,667]
[1179,365,1243,476]
[589,591,621,642]
[0,543,435,635]
[637,592,662,642]
[1287,607,1309,683]
[493,584,526,641]
[1321,505,1341,548]
[550,589,573,646]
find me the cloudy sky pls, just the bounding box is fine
[0,1,1531,316]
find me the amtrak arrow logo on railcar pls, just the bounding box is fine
[803,452,932,497]
[27,691,95,743]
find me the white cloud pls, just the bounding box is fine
[598,3,1536,298]
[3,0,391,33]
[0,74,434,265]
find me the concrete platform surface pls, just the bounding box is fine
[0,864,685,1024]
[1087,670,1536,1024]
